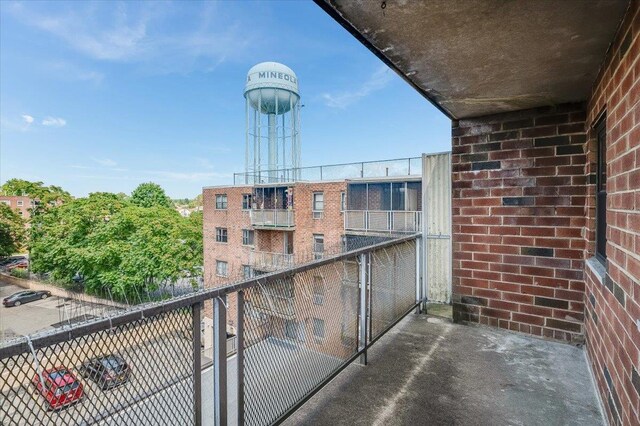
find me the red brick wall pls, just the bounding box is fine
[451,103,588,342]
[583,2,640,424]
[0,196,34,220]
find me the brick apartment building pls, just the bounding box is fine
[202,162,426,358]
[0,196,37,220]
[317,0,640,424]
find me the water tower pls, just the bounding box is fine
[244,62,301,183]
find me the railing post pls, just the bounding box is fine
[358,253,368,365]
[192,302,202,426]
[415,236,422,314]
[213,295,227,426]
[237,291,245,426]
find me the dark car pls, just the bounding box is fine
[2,290,51,307]
[80,355,131,389]
[32,366,84,410]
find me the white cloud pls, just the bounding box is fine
[322,66,395,109]
[21,114,34,125]
[42,117,67,127]
[7,2,257,74]
[92,157,118,167]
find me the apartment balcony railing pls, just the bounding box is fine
[0,234,423,426]
[250,209,295,228]
[249,251,294,272]
[234,156,422,185]
[344,210,422,233]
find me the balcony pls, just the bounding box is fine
[344,210,422,233]
[250,209,295,228]
[249,251,294,272]
[0,233,603,426]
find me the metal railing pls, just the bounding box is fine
[344,210,422,233]
[249,209,295,228]
[0,234,423,426]
[234,157,422,185]
[249,251,294,272]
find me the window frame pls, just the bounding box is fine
[313,234,324,260]
[215,194,228,210]
[242,229,254,246]
[215,227,228,243]
[595,116,607,264]
[312,318,325,340]
[216,260,228,277]
[242,194,252,210]
[340,192,346,211]
[312,192,324,214]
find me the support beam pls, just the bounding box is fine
[213,296,227,426]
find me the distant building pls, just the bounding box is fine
[0,196,37,220]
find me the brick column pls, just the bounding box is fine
[451,103,587,342]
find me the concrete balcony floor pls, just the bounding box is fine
[285,313,603,426]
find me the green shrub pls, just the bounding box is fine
[10,269,29,279]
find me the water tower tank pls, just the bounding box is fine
[244,62,301,183]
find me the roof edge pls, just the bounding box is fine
[313,0,455,120]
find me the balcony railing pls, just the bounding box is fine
[249,250,294,272]
[250,209,295,228]
[0,234,423,426]
[235,156,422,185]
[344,210,422,233]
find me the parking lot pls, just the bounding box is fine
[0,280,117,341]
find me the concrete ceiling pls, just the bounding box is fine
[316,0,630,119]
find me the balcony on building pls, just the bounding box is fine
[344,178,422,234]
[249,250,294,272]
[250,185,295,229]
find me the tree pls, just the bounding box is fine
[1,179,72,216]
[0,204,25,256]
[29,191,203,301]
[130,182,173,209]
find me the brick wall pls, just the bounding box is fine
[0,196,34,220]
[451,103,588,342]
[583,2,640,424]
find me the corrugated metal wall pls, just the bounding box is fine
[422,152,452,303]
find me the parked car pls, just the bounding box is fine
[80,355,131,389]
[32,367,83,410]
[6,260,28,270]
[2,290,51,307]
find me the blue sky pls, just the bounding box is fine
[0,1,450,199]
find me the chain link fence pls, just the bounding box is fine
[1,234,421,426]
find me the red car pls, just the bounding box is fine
[32,367,83,410]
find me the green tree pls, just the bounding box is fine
[29,191,203,301]
[1,179,72,216]
[130,182,173,209]
[0,204,25,256]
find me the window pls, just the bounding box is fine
[242,229,254,246]
[285,320,305,342]
[312,276,324,305]
[595,117,607,263]
[313,234,324,260]
[242,265,253,279]
[16,200,23,207]
[313,318,325,340]
[0,200,9,206]
[340,192,346,211]
[215,194,227,209]
[216,260,228,277]
[242,194,252,210]
[312,192,324,218]
[17,211,23,216]
[215,228,228,243]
